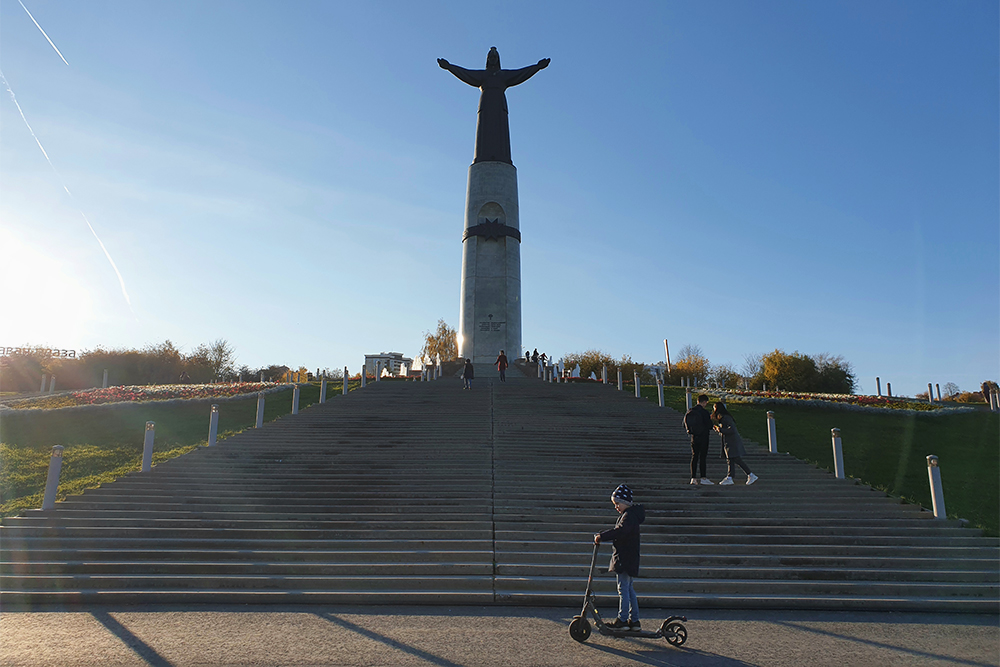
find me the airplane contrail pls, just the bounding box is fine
[18,0,70,66]
[0,69,135,313]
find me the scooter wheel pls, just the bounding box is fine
[569,616,591,643]
[664,621,687,646]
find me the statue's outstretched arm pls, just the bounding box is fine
[504,58,550,88]
[438,59,485,87]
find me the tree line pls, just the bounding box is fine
[0,340,305,393]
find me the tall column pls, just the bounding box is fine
[458,162,521,363]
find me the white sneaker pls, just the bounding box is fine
[700,478,714,485]
[718,477,734,486]
[690,478,699,485]
[746,473,758,485]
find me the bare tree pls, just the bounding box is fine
[207,339,237,379]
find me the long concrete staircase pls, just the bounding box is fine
[2,372,997,611]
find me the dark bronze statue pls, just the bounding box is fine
[439,47,550,164]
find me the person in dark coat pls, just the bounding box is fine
[594,484,646,630]
[462,359,475,390]
[531,349,539,365]
[684,394,714,485]
[495,350,508,382]
[712,402,757,486]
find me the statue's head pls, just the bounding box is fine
[486,47,500,71]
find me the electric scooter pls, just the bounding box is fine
[568,542,688,645]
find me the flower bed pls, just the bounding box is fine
[0,383,282,411]
[714,389,975,416]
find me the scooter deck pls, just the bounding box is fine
[598,626,661,639]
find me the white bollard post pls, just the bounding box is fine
[255,392,265,428]
[831,428,845,479]
[935,384,941,401]
[141,422,155,472]
[657,378,664,407]
[292,385,300,415]
[41,445,64,510]
[887,382,892,398]
[992,389,999,412]
[344,368,349,395]
[361,370,367,388]
[766,411,778,453]
[102,369,109,389]
[319,376,327,404]
[876,377,881,397]
[40,374,47,393]
[685,388,692,411]
[208,404,219,446]
[49,375,56,393]
[617,370,623,391]
[634,372,641,398]
[928,383,934,403]
[926,455,946,519]
[537,361,542,379]
[260,371,265,382]
[602,365,607,384]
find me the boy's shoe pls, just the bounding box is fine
[746,473,758,485]
[690,478,699,485]
[606,618,628,629]
[700,478,714,485]
[719,476,734,485]
[628,620,641,631]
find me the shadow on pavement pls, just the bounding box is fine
[315,611,463,667]
[772,620,997,667]
[583,641,755,667]
[91,611,175,667]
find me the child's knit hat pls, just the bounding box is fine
[611,484,633,506]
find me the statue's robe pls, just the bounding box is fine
[440,61,546,164]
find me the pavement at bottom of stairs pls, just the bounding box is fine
[1,605,996,667]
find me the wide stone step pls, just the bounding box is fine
[493,575,1000,598]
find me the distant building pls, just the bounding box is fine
[364,352,413,377]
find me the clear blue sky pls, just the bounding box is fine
[2,0,997,396]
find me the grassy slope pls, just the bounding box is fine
[640,384,998,535]
[0,382,355,517]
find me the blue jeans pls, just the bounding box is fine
[616,572,639,622]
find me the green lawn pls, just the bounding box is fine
[0,382,358,518]
[640,384,999,536]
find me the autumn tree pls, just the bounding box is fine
[419,320,458,364]
[559,349,616,379]
[671,344,710,385]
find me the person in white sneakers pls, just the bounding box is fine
[711,402,758,486]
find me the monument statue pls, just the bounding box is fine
[438,47,550,164]
[440,48,549,364]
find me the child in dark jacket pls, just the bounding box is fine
[594,483,646,630]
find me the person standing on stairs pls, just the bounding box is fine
[594,484,645,630]
[496,350,509,382]
[462,358,475,390]
[712,402,758,486]
[684,394,714,486]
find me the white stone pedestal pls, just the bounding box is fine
[458,161,522,363]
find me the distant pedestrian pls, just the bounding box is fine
[712,402,757,486]
[496,350,508,382]
[683,394,714,485]
[540,352,547,366]
[532,349,539,365]
[462,358,475,390]
[525,351,530,363]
